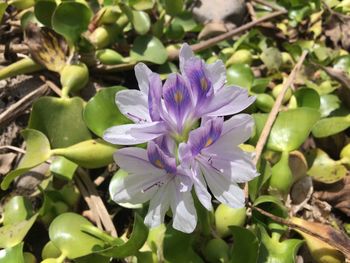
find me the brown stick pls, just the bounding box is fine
[77,168,118,237]
[244,51,308,198]
[96,9,287,72]
[252,206,350,258]
[0,44,29,54]
[0,83,49,127]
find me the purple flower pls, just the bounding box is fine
[179,115,258,211]
[103,44,255,145]
[109,140,197,233]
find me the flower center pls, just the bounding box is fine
[200,77,208,90]
[174,90,183,103]
[154,159,165,169]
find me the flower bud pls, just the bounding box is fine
[60,63,89,96]
[272,84,292,104]
[226,49,253,66]
[89,24,121,49]
[255,93,275,113]
[215,204,246,237]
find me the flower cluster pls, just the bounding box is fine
[104,44,258,233]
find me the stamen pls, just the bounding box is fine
[200,77,208,90]
[126,112,147,123]
[142,181,164,193]
[174,90,183,103]
[154,159,164,169]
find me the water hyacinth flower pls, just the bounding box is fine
[103,43,255,144]
[105,43,258,233]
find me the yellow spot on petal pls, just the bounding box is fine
[155,159,164,169]
[200,77,208,90]
[174,90,183,103]
[205,138,213,147]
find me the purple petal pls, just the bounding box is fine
[187,117,224,156]
[206,60,226,92]
[103,121,167,145]
[110,148,166,204]
[179,43,194,74]
[154,135,177,157]
[135,63,153,94]
[207,114,254,153]
[116,90,151,123]
[170,176,197,233]
[148,72,163,121]
[204,86,255,117]
[199,160,245,208]
[190,162,213,211]
[144,180,172,228]
[183,57,214,108]
[163,74,193,129]
[147,141,177,173]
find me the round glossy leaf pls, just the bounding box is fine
[165,22,185,40]
[320,94,341,117]
[0,214,38,248]
[0,243,24,263]
[52,2,92,43]
[308,149,347,184]
[1,129,51,190]
[293,88,320,109]
[84,86,131,137]
[130,36,168,64]
[131,10,150,35]
[260,47,282,71]
[129,0,155,10]
[34,0,57,27]
[172,11,198,32]
[164,0,183,16]
[230,226,259,263]
[226,64,254,90]
[49,213,106,259]
[312,116,350,138]
[266,108,320,152]
[28,96,92,148]
[3,196,33,226]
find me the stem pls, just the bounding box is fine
[80,224,117,244]
[0,57,43,80]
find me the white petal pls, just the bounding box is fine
[116,90,151,123]
[144,181,171,228]
[135,63,153,94]
[192,163,212,211]
[170,179,197,233]
[103,121,166,145]
[200,162,245,208]
[206,60,226,91]
[179,43,194,74]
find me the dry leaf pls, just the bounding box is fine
[24,23,67,73]
[325,13,350,50]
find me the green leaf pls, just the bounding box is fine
[49,213,106,259]
[230,226,259,263]
[163,227,204,263]
[0,3,8,22]
[320,94,341,117]
[101,214,149,258]
[172,11,198,32]
[28,96,92,148]
[257,225,303,263]
[50,156,78,181]
[52,2,92,43]
[1,129,51,190]
[249,160,272,201]
[34,0,57,27]
[3,196,34,226]
[129,0,155,10]
[257,108,320,152]
[83,86,131,137]
[308,148,347,183]
[0,214,38,248]
[130,35,168,64]
[260,47,282,71]
[293,88,320,109]
[226,64,254,90]
[131,10,151,35]
[312,115,350,138]
[0,243,24,263]
[164,0,183,16]
[51,139,118,169]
